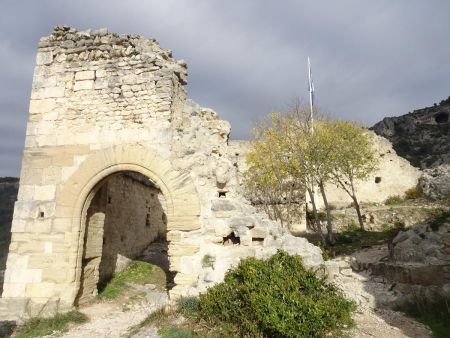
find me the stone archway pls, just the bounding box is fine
[54,144,201,307]
[75,171,170,304]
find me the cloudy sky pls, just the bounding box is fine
[1,1,450,176]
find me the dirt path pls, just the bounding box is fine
[56,287,167,338]
[328,252,432,338]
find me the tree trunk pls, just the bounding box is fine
[352,196,365,231]
[306,187,326,245]
[350,179,365,231]
[318,180,335,244]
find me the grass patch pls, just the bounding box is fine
[126,307,167,337]
[396,297,450,338]
[384,195,403,205]
[98,260,166,300]
[13,310,87,338]
[158,326,195,338]
[316,229,394,258]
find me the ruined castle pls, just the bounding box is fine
[0,26,420,320]
[0,27,324,319]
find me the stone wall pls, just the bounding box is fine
[230,132,421,223]
[0,26,322,320]
[322,133,421,208]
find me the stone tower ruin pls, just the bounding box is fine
[0,27,322,319]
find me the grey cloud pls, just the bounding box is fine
[1,0,450,176]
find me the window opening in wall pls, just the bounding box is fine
[375,176,382,183]
[39,211,44,218]
[218,191,227,198]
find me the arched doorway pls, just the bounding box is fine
[75,171,170,304]
[46,145,201,308]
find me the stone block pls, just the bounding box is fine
[251,227,268,239]
[174,272,198,286]
[27,254,58,269]
[2,283,26,298]
[11,219,26,233]
[34,185,56,201]
[75,70,95,81]
[4,268,42,284]
[5,253,28,269]
[25,219,52,233]
[26,282,55,298]
[36,52,53,65]
[52,218,72,232]
[29,99,57,115]
[167,230,184,242]
[74,80,94,91]
[214,219,231,237]
[168,243,200,257]
[42,268,68,283]
[31,87,65,99]
[96,69,107,78]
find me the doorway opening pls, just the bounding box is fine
[75,171,171,305]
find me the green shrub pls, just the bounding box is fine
[201,254,215,268]
[384,195,403,205]
[14,311,87,338]
[404,186,424,200]
[196,251,356,337]
[176,296,200,318]
[345,220,359,232]
[429,210,450,231]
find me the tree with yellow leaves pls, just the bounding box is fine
[329,120,378,230]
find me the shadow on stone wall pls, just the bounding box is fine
[76,172,168,305]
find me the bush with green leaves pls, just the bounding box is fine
[195,251,356,338]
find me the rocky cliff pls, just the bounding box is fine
[371,96,450,169]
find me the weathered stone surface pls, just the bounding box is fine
[419,164,450,199]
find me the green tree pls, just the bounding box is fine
[244,113,305,229]
[245,108,332,244]
[329,121,378,230]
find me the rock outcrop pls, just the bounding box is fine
[419,165,450,199]
[371,96,450,169]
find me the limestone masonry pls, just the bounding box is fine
[0,26,323,320]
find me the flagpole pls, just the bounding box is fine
[308,56,314,133]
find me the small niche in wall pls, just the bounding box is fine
[146,213,151,227]
[222,232,240,245]
[375,176,382,184]
[39,211,45,218]
[218,191,227,198]
[108,196,112,204]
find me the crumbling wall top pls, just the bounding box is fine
[36,25,187,84]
